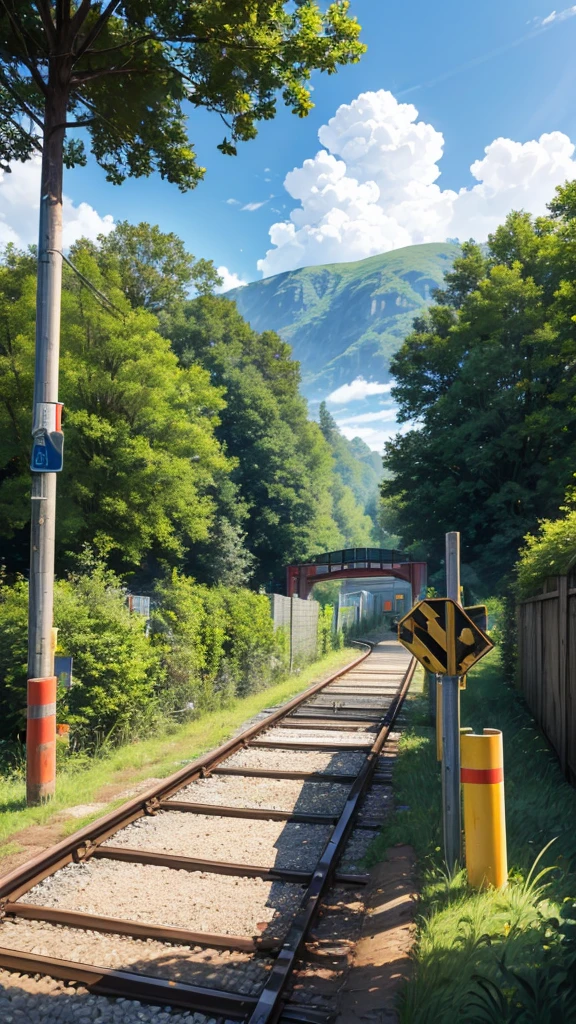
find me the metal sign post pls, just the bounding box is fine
[397,533,495,873]
[443,531,461,871]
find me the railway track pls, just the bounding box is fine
[0,637,415,1024]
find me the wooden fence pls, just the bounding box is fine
[517,570,576,783]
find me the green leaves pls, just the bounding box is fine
[0,246,228,568]
[382,197,576,590]
[0,1,365,190]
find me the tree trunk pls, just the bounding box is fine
[27,85,67,806]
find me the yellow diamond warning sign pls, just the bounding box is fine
[397,598,494,676]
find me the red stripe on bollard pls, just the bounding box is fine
[460,766,503,785]
[27,676,57,805]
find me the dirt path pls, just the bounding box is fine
[336,845,417,1023]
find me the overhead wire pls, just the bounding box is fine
[47,248,126,318]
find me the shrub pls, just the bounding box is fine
[516,507,576,598]
[0,564,161,750]
[151,571,285,714]
[56,565,162,748]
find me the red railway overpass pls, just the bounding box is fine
[286,547,427,603]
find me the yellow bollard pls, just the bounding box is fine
[436,679,442,761]
[461,729,507,888]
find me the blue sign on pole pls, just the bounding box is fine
[31,430,64,472]
[54,656,73,690]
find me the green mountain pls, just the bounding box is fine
[228,242,458,401]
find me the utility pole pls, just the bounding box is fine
[27,113,66,806]
[442,531,461,870]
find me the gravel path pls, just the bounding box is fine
[223,749,366,775]
[19,861,304,942]
[0,969,221,1024]
[102,813,332,871]
[169,776,350,815]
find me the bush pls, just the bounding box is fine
[516,506,576,598]
[0,565,288,757]
[56,565,162,748]
[151,571,286,715]
[0,563,161,750]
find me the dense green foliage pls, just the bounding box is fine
[0,563,285,750]
[0,244,228,572]
[169,294,354,583]
[0,225,379,583]
[381,184,576,590]
[318,401,382,542]
[516,502,576,598]
[230,242,459,398]
[152,570,284,712]
[0,2,364,189]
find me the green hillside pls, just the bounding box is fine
[229,242,458,400]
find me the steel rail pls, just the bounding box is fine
[0,639,414,1020]
[0,644,373,905]
[248,655,416,1024]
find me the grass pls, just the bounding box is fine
[0,644,359,853]
[367,652,576,1023]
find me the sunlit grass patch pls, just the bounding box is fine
[367,653,576,1022]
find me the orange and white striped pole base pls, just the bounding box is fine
[26,676,57,805]
[461,728,507,888]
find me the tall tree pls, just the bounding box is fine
[0,0,365,744]
[381,184,576,589]
[171,294,345,583]
[0,246,228,569]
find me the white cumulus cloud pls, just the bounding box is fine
[216,265,247,293]
[0,156,114,249]
[327,377,393,404]
[257,90,576,277]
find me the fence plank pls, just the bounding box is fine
[518,579,571,781]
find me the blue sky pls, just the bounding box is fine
[2,1,576,447]
[55,0,576,285]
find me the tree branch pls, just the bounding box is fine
[69,0,92,37]
[73,0,122,62]
[33,0,57,50]
[71,66,141,84]
[0,71,44,130]
[4,46,50,96]
[4,112,43,151]
[72,88,124,141]
[79,33,153,58]
[55,0,67,32]
[54,117,94,128]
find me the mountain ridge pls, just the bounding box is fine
[228,241,458,402]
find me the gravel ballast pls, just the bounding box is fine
[170,776,350,815]
[261,727,373,746]
[337,828,378,873]
[223,748,366,775]
[0,968,221,1024]
[19,861,304,942]
[102,813,332,871]
[0,918,271,996]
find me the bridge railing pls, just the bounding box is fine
[308,547,411,567]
